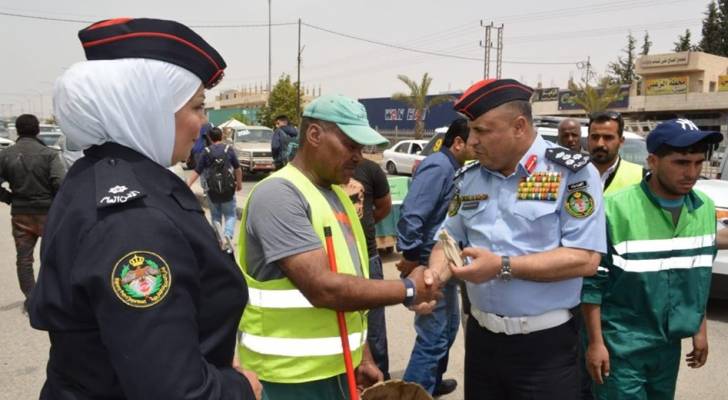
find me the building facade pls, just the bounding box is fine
[531,51,728,137]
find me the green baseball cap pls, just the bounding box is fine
[303,94,389,146]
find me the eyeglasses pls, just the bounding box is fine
[589,111,623,123]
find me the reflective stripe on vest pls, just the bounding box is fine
[237,164,370,384]
[240,330,367,357]
[247,287,314,308]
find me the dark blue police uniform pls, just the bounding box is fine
[27,16,255,400]
[29,143,254,399]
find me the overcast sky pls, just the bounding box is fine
[0,0,711,119]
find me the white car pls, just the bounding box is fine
[382,139,428,175]
[693,179,728,299]
[537,125,649,167]
[232,125,275,174]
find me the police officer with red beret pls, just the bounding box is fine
[428,79,606,399]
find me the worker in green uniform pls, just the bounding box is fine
[581,118,722,400]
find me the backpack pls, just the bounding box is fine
[278,128,299,163]
[205,145,236,203]
[284,136,299,162]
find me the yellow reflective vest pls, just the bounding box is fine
[237,165,369,383]
[604,159,643,195]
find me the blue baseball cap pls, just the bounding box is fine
[646,118,723,153]
[303,94,389,146]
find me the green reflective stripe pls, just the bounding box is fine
[612,253,714,273]
[615,245,716,261]
[613,234,715,255]
[237,164,369,383]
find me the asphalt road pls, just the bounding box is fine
[1,171,728,399]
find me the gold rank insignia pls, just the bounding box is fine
[460,194,488,202]
[565,191,595,218]
[111,251,172,308]
[517,172,561,201]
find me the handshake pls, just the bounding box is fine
[396,260,443,314]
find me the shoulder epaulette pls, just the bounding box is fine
[94,158,146,208]
[454,161,480,180]
[545,148,590,173]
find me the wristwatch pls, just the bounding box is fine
[497,255,512,281]
[402,278,416,307]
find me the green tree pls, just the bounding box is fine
[673,29,695,52]
[231,112,252,125]
[391,73,452,139]
[641,31,652,55]
[567,77,624,115]
[718,0,728,55]
[608,33,638,83]
[259,74,302,127]
[700,1,723,54]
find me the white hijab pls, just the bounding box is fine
[53,59,202,167]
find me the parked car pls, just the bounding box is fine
[537,125,649,167]
[232,125,276,174]
[693,179,728,299]
[382,139,428,175]
[0,123,13,150]
[411,126,449,174]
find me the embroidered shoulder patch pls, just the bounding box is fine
[545,148,590,173]
[564,191,595,218]
[111,251,171,308]
[95,158,147,208]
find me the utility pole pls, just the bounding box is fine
[479,21,492,79]
[577,57,593,84]
[267,0,272,94]
[585,56,592,84]
[296,18,303,123]
[495,24,504,79]
[479,21,504,79]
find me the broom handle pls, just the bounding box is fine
[324,226,359,400]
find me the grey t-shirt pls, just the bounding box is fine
[245,177,363,281]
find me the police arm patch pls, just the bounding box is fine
[545,148,590,172]
[564,191,595,218]
[111,251,172,308]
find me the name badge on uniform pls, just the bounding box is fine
[517,172,561,201]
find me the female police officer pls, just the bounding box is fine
[28,18,261,399]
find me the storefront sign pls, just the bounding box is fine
[639,53,690,68]
[532,87,559,102]
[644,76,688,95]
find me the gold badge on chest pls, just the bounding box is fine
[517,172,561,201]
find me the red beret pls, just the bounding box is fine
[79,18,226,89]
[454,79,533,120]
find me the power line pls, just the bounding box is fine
[0,11,91,23]
[302,22,578,65]
[0,10,297,28]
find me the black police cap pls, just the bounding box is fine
[454,79,533,120]
[79,18,226,89]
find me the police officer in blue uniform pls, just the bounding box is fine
[28,18,260,399]
[428,79,606,400]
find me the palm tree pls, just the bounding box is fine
[567,77,624,115]
[391,73,452,139]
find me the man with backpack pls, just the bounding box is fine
[187,127,243,242]
[271,115,299,170]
